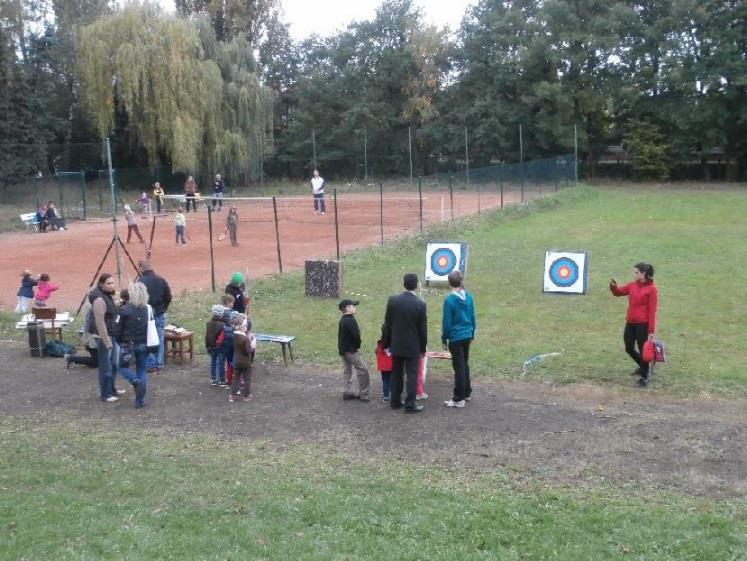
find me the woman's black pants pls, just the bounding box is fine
[623,322,649,377]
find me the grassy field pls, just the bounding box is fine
[2,185,746,560]
[159,184,747,398]
[1,417,744,561]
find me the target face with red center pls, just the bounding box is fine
[430,248,457,276]
[543,251,588,294]
[425,242,467,282]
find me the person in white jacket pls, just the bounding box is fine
[310,169,326,214]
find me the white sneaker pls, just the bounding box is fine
[115,389,127,395]
[416,392,428,400]
[105,396,119,403]
[444,399,465,408]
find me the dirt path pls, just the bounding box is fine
[1,342,744,499]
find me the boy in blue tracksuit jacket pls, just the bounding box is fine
[441,270,476,407]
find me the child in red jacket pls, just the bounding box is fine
[610,262,658,387]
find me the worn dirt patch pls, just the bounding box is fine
[1,342,744,499]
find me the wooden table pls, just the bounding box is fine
[164,330,194,364]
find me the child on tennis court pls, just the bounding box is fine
[34,273,59,307]
[175,207,186,244]
[226,206,239,246]
[124,204,145,243]
[16,270,37,313]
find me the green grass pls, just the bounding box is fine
[166,185,747,398]
[1,417,744,561]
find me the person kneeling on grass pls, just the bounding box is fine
[229,314,255,403]
[338,299,371,402]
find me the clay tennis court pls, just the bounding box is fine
[1,189,524,311]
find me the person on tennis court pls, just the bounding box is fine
[226,205,239,246]
[310,169,325,215]
[212,173,225,211]
[184,175,198,212]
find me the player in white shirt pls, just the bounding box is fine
[310,169,326,215]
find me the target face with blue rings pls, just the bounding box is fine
[548,257,579,287]
[430,248,458,276]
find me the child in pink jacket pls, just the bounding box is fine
[34,273,59,307]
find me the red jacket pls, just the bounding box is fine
[610,280,658,333]
[375,340,393,372]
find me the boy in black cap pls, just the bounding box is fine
[338,299,371,402]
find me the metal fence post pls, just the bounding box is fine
[418,176,423,233]
[449,176,454,221]
[379,181,384,245]
[272,196,282,273]
[334,188,340,260]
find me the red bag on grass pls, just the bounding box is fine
[642,340,655,363]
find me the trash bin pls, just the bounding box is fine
[27,320,47,357]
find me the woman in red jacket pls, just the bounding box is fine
[609,262,658,387]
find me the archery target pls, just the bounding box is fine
[543,251,588,294]
[425,242,467,282]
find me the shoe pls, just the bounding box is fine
[404,405,424,413]
[630,367,643,376]
[228,394,236,402]
[105,396,119,403]
[314,211,319,215]
[64,354,74,369]
[382,395,390,402]
[359,396,371,402]
[390,402,403,410]
[416,392,429,400]
[134,403,144,408]
[342,392,357,400]
[321,211,325,215]
[219,382,228,388]
[243,394,253,402]
[636,377,649,387]
[115,389,127,396]
[444,399,466,408]
[147,367,157,373]
[211,380,219,387]
[465,396,472,402]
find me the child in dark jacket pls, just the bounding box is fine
[338,299,370,402]
[16,270,37,313]
[221,311,237,387]
[205,304,227,387]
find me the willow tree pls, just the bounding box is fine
[77,2,272,178]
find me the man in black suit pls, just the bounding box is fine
[383,273,427,413]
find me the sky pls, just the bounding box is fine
[278,0,475,40]
[156,0,475,41]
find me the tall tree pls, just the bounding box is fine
[175,0,278,44]
[77,3,272,178]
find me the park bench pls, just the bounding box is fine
[20,212,40,231]
[254,333,296,366]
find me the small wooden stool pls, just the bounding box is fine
[165,330,194,364]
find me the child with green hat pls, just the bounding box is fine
[225,272,248,314]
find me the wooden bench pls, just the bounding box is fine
[254,333,296,365]
[20,212,40,231]
[164,330,194,364]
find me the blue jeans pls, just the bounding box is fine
[147,312,167,369]
[119,342,148,406]
[209,348,225,382]
[96,338,119,399]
